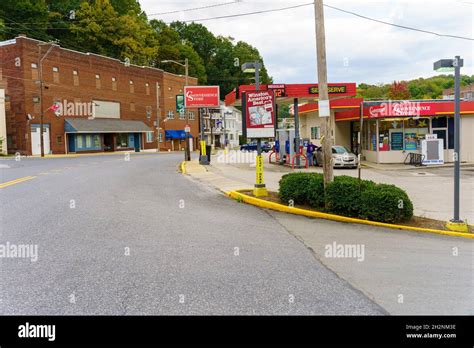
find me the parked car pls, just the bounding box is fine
[240,140,272,152]
[315,145,358,168]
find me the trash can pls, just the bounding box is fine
[206,145,212,163]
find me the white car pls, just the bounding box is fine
[315,145,358,169]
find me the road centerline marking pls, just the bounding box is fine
[0,176,37,189]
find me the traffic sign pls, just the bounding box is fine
[184,124,191,133]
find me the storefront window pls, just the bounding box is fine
[403,118,429,150]
[85,135,92,148]
[116,133,129,148]
[77,136,83,149]
[432,116,447,128]
[93,135,101,148]
[311,126,321,139]
[366,120,377,151]
[378,120,394,151]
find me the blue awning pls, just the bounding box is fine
[165,130,192,139]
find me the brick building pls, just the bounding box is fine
[0,35,199,155]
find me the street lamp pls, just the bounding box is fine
[241,61,268,197]
[433,56,467,232]
[161,59,191,161]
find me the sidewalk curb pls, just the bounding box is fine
[25,151,177,159]
[227,190,474,239]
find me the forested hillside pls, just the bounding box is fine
[0,0,272,96]
[358,75,474,100]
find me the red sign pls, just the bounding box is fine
[184,86,220,108]
[367,101,434,118]
[245,90,275,138]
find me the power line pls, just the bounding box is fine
[148,1,240,16]
[3,2,471,41]
[160,2,473,41]
[324,3,474,41]
[164,2,313,24]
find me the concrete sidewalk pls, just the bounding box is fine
[184,155,474,222]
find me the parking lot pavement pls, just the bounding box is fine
[205,154,474,222]
[269,210,474,315]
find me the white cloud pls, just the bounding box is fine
[140,0,474,85]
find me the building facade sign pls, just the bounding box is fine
[184,86,220,108]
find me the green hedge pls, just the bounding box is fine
[278,173,413,223]
[279,173,324,206]
[326,176,375,217]
[359,184,413,223]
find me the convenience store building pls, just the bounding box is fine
[332,99,474,163]
[227,84,474,165]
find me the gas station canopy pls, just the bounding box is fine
[224,82,357,106]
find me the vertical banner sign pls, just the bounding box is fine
[256,154,264,185]
[245,90,275,138]
[176,95,185,116]
[200,140,206,156]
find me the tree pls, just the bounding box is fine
[109,0,141,15]
[388,81,410,100]
[45,0,83,49]
[70,0,158,65]
[170,22,217,67]
[0,0,51,41]
[150,20,207,83]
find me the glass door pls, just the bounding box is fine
[432,129,447,149]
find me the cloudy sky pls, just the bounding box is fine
[140,0,473,85]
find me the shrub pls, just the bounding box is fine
[306,174,325,208]
[325,176,375,217]
[278,173,324,205]
[278,172,413,223]
[359,184,413,223]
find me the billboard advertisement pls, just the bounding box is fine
[245,90,275,138]
[184,86,220,108]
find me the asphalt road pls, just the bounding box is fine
[0,153,385,315]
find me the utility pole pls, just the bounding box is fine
[314,0,333,189]
[161,59,190,160]
[38,42,55,157]
[184,58,191,161]
[156,82,161,152]
[453,56,462,223]
[358,101,364,182]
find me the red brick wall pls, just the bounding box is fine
[0,36,199,154]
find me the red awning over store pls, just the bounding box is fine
[297,98,363,115]
[224,83,357,106]
[335,100,474,121]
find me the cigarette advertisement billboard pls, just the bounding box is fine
[245,90,275,138]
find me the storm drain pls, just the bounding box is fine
[411,172,435,176]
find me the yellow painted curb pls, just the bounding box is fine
[0,176,36,189]
[228,190,474,239]
[446,220,469,233]
[180,161,186,174]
